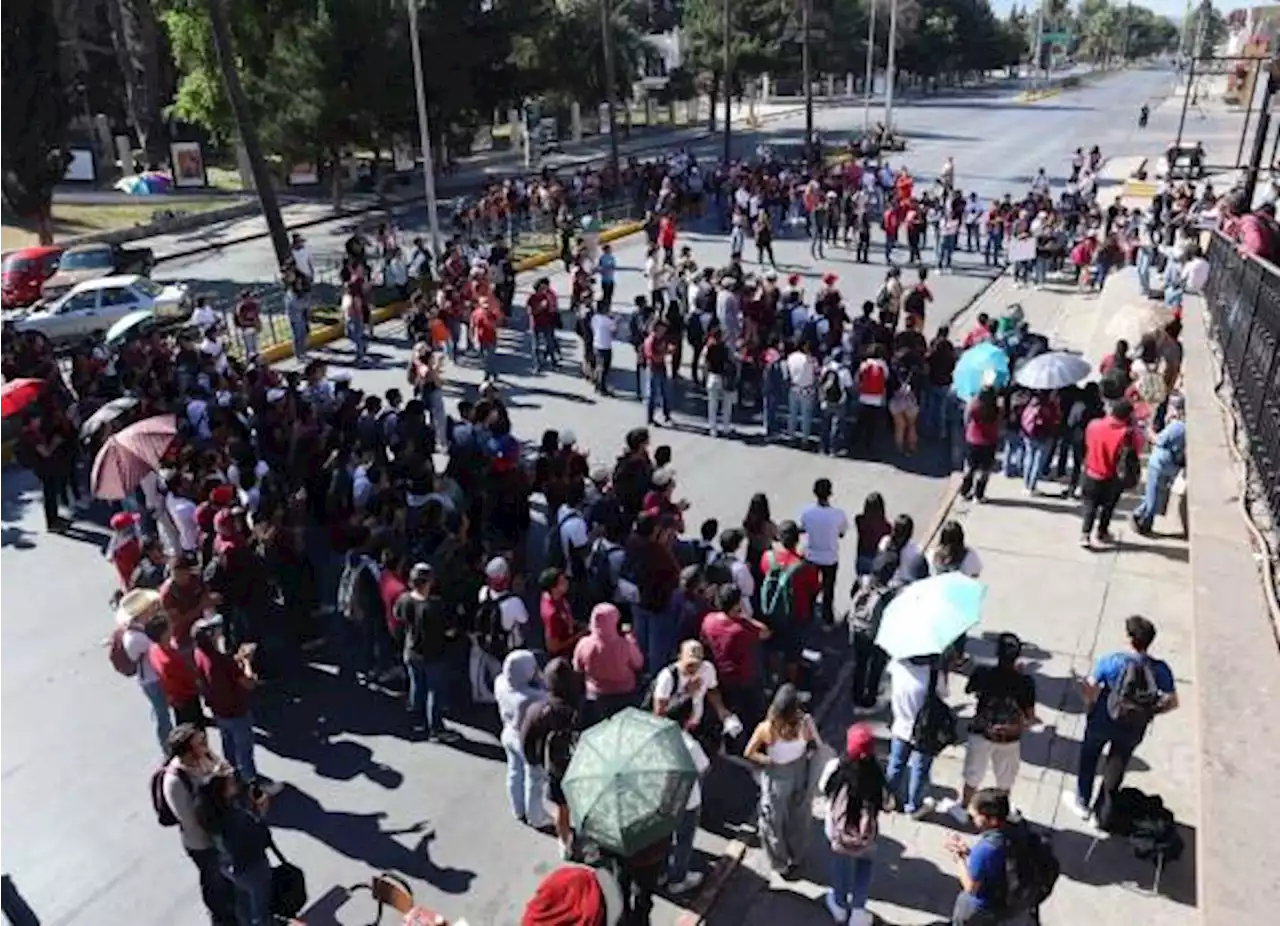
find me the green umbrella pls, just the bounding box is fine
[561,707,698,857]
[105,309,158,344]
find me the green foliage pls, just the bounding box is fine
[510,0,647,108]
[2,0,74,237]
[1186,0,1227,57]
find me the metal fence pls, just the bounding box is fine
[1203,231,1280,521]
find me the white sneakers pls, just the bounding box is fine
[909,797,936,820]
[947,801,971,826]
[1061,790,1091,820]
[667,872,704,895]
[823,891,847,923]
[847,910,874,926]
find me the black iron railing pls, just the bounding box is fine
[1204,231,1280,521]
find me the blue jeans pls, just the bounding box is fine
[406,657,449,733]
[633,604,677,673]
[1076,721,1143,809]
[287,306,310,359]
[920,385,947,440]
[886,738,934,813]
[938,234,957,268]
[217,713,258,783]
[983,233,1003,266]
[1136,246,1153,294]
[787,388,815,442]
[829,852,875,912]
[646,370,671,421]
[1033,255,1048,284]
[667,805,700,882]
[501,727,549,825]
[1001,430,1023,477]
[142,677,173,754]
[1133,452,1178,529]
[231,858,273,926]
[480,342,497,378]
[1021,436,1052,492]
[346,315,366,360]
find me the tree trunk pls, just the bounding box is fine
[35,201,54,245]
[330,148,344,210]
[709,72,720,133]
[106,0,168,168]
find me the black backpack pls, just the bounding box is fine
[992,822,1061,915]
[1105,656,1161,730]
[704,551,734,586]
[1115,431,1142,490]
[150,766,191,828]
[910,664,958,756]
[821,368,846,408]
[586,541,622,605]
[639,664,682,712]
[476,591,515,658]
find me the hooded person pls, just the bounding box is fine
[572,603,644,724]
[523,657,584,858]
[521,865,623,926]
[494,650,551,828]
[107,511,143,591]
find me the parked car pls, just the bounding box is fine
[1,246,64,310]
[12,275,190,345]
[41,242,155,301]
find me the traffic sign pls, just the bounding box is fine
[1042,31,1071,45]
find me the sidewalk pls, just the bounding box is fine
[707,270,1199,926]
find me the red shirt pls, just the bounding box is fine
[110,537,142,590]
[380,572,408,635]
[234,299,260,329]
[194,647,250,718]
[149,643,199,707]
[700,611,762,687]
[964,401,1000,446]
[528,290,556,329]
[470,306,497,346]
[658,216,677,248]
[641,490,684,534]
[962,324,991,349]
[540,593,576,658]
[1083,416,1143,481]
[758,548,820,622]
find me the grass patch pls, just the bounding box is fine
[1,197,252,250]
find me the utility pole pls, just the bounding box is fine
[1120,3,1134,62]
[1031,2,1043,84]
[863,0,877,130]
[884,0,899,132]
[1242,62,1279,208]
[600,0,621,171]
[723,0,732,164]
[205,0,289,266]
[407,0,443,261]
[802,0,813,153]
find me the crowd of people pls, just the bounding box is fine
[0,124,1210,926]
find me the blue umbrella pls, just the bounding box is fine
[875,573,987,660]
[951,341,1011,401]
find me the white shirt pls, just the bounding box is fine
[352,466,373,511]
[139,470,165,511]
[478,585,529,648]
[799,503,849,567]
[292,245,315,279]
[122,627,158,684]
[555,504,591,574]
[185,399,213,441]
[644,256,665,291]
[190,305,218,332]
[653,660,719,728]
[878,536,925,584]
[785,351,817,389]
[681,731,711,810]
[729,559,756,619]
[590,313,616,350]
[888,659,947,742]
[166,495,199,552]
[927,547,983,578]
[1182,257,1209,293]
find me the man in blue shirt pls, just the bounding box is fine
[1065,615,1179,820]
[597,242,617,310]
[946,788,1013,924]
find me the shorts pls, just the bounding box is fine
[961,735,1021,791]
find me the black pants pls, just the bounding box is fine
[851,630,889,707]
[39,470,64,529]
[1055,434,1085,492]
[595,347,613,394]
[756,241,776,266]
[601,280,615,309]
[808,559,839,624]
[173,696,205,729]
[959,443,996,500]
[187,846,236,925]
[1080,475,1122,537]
[856,235,870,262]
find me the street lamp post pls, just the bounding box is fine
[407,0,443,262]
[802,0,813,152]
[884,0,899,132]
[863,0,878,130]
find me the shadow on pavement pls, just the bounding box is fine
[1052,821,1198,908]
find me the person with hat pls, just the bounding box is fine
[945,633,1037,827]
[114,589,172,750]
[396,562,458,739]
[521,865,623,926]
[107,511,144,591]
[471,556,529,704]
[818,723,887,926]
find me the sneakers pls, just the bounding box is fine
[667,872,704,895]
[1061,790,1091,820]
[908,797,936,820]
[847,910,875,926]
[823,890,848,923]
[947,801,972,826]
[254,777,284,797]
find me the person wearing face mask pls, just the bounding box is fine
[495,649,551,829]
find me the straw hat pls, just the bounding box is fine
[115,588,162,627]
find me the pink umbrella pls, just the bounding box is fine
[91,414,178,500]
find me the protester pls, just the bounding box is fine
[820,723,886,926]
[743,683,820,876]
[572,603,643,725]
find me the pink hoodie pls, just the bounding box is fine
[572,603,643,698]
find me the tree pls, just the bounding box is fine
[106,0,169,167]
[1186,0,1227,57]
[510,0,646,111]
[2,0,74,244]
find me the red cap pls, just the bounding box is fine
[845,723,875,759]
[109,511,140,531]
[209,484,236,507]
[822,273,838,285]
[522,867,606,926]
[787,273,801,286]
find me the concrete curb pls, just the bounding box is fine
[55,199,262,249]
[1014,87,1064,103]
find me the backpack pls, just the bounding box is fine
[109,625,139,677]
[1020,400,1049,438]
[639,664,682,712]
[476,590,515,658]
[586,541,622,605]
[904,287,926,317]
[150,766,190,827]
[720,357,740,392]
[826,783,879,857]
[336,555,367,621]
[910,665,958,755]
[685,310,705,348]
[1105,656,1161,730]
[543,512,577,570]
[759,551,802,626]
[992,822,1061,914]
[1115,432,1142,490]
[874,284,891,309]
[820,368,846,408]
[704,551,734,586]
[856,361,886,397]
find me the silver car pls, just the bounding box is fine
[12,274,190,345]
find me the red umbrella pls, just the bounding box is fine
[91,414,178,500]
[1,378,45,419]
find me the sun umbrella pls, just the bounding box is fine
[113,176,151,195]
[80,396,140,440]
[105,309,159,344]
[140,171,172,193]
[561,707,698,857]
[1014,351,1092,390]
[1,378,45,419]
[1106,302,1175,345]
[91,414,177,500]
[951,341,1011,401]
[875,573,987,660]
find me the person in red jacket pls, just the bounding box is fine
[882,206,901,262]
[1079,399,1143,547]
[658,213,678,265]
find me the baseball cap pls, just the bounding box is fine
[652,466,676,489]
[409,562,434,585]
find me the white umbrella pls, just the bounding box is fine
[1014,351,1092,390]
[1106,302,1175,345]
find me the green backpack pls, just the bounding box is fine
[759,551,803,627]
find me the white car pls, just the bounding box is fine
[12,274,191,344]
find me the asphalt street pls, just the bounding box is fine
[0,68,1177,926]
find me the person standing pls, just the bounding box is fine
[785,341,819,446]
[798,478,849,627]
[819,724,887,926]
[743,684,820,877]
[233,290,262,360]
[848,550,900,709]
[885,654,948,818]
[703,322,738,438]
[589,303,617,396]
[573,603,644,725]
[959,387,1000,503]
[397,562,457,739]
[1079,399,1143,548]
[117,589,172,751]
[598,242,617,309]
[642,322,674,426]
[495,649,551,828]
[1131,395,1186,536]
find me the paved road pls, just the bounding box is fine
[0,68,1177,926]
